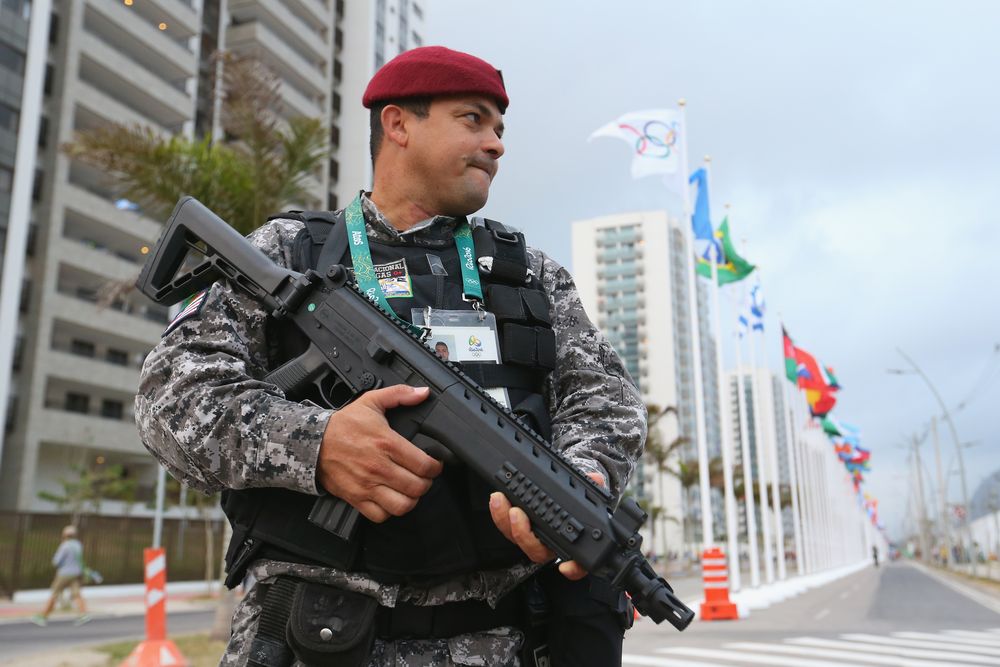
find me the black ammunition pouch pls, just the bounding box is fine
[248,577,377,667]
[286,582,377,667]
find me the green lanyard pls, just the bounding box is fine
[344,195,484,332]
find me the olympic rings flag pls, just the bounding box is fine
[590,109,687,188]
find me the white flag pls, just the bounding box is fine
[590,108,688,202]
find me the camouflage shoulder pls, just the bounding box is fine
[246,217,308,269]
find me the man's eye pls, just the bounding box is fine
[465,112,480,123]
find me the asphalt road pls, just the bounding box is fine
[3,563,998,666]
[0,609,214,660]
[624,562,1000,666]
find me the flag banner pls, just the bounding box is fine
[695,218,755,285]
[806,388,837,417]
[689,168,716,242]
[782,326,798,383]
[589,109,688,198]
[737,283,765,337]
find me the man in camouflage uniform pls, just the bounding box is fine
[136,46,645,666]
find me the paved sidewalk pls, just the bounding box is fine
[0,581,220,624]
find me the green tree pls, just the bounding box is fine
[62,52,328,235]
[38,463,138,524]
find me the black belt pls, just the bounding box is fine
[375,593,524,640]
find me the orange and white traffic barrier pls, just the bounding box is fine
[699,547,739,621]
[120,548,188,667]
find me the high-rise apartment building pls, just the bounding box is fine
[572,210,720,553]
[724,367,794,541]
[0,0,426,513]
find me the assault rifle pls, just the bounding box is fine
[136,196,695,630]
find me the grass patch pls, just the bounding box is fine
[96,633,227,666]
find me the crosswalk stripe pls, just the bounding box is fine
[725,641,988,667]
[658,646,857,667]
[943,630,1000,645]
[622,655,726,667]
[787,637,1000,665]
[841,634,1000,657]
[894,632,1000,649]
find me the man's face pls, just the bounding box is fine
[405,95,505,216]
[435,342,450,360]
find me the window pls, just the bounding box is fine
[0,166,11,193]
[329,158,339,182]
[329,123,340,149]
[412,2,423,19]
[0,102,17,132]
[0,43,25,76]
[100,399,123,420]
[65,392,90,414]
[106,348,129,366]
[70,339,96,357]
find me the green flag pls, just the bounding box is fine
[695,218,755,285]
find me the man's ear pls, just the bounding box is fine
[380,104,409,149]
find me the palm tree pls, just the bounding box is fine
[643,404,691,559]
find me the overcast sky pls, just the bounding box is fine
[425,0,1000,537]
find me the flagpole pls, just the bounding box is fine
[702,170,740,589]
[753,321,787,580]
[678,100,715,552]
[747,329,775,583]
[735,298,761,587]
[790,386,812,573]
[782,378,806,575]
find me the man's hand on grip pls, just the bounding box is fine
[318,385,442,523]
[489,471,607,581]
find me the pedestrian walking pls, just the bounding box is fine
[32,525,90,626]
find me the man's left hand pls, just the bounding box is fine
[488,471,606,581]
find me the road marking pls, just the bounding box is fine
[943,630,1000,645]
[895,631,1000,649]
[622,655,724,667]
[727,640,988,667]
[842,634,1000,657]
[658,647,856,667]
[788,637,1000,665]
[814,607,830,620]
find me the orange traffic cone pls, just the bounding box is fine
[120,548,188,666]
[699,547,739,621]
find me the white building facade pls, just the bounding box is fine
[572,210,720,558]
[0,0,426,514]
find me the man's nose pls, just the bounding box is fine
[484,132,504,159]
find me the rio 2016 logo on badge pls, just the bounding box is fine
[467,334,483,359]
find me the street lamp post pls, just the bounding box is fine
[888,348,976,576]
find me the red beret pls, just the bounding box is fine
[363,46,508,113]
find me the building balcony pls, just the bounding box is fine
[279,80,324,120]
[43,350,140,396]
[87,0,198,79]
[227,21,327,101]
[46,293,164,342]
[285,0,331,26]
[34,408,143,455]
[78,33,193,127]
[147,0,201,35]
[229,0,329,62]
[56,238,140,284]
[75,81,171,137]
[63,184,162,243]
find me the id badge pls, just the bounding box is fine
[412,308,511,408]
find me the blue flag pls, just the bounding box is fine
[689,168,713,241]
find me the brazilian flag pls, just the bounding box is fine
[695,217,755,285]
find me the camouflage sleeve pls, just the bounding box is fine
[134,219,333,496]
[527,248,647,501]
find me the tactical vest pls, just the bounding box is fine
[222,209,557,586]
